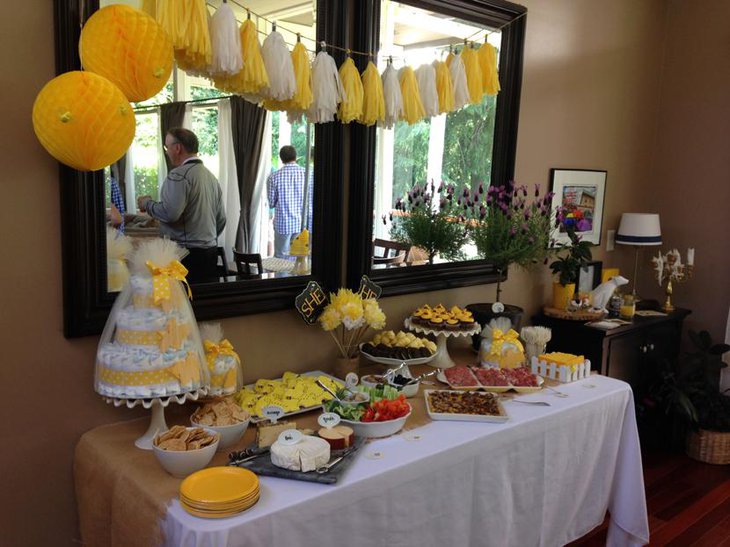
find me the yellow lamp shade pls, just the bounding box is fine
[80,4,173,102]
[32,71,135,172]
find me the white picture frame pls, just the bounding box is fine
[549,169,607,246]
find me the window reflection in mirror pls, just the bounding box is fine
[372,1,501,269]
[102,0,316,291]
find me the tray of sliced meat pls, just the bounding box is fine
[437,366,542,393]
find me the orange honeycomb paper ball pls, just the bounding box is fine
[32,71,135,171]
[80,4,173,102]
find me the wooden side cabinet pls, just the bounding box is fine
[532,308,691,391]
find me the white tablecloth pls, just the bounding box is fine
[163,375,649,547]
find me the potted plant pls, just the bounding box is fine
[548,218,593,309]
[471,181,554,303]
[389,181,470,265]
[465,181,554,347]
[643,330,730,462]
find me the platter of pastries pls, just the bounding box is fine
[424,389,509,422]
[409,304,476,331]
[437,366,543,393]
[360,330,437,365]
[234,371,343,422]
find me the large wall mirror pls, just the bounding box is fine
[347,0,526,295]
[55,0,348,336]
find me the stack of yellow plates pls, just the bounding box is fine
[179,467,260,518]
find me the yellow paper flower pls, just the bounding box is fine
[329,288,361,312]
[341,302,364,329]
[319,307,341,332]
[363,299,386,330]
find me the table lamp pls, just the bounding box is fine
[616,213,662,298]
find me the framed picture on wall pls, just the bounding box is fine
[577,260,603,296]
[549,169,607,245]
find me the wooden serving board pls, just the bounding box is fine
[543,306,605,321]
[232,437,366,485]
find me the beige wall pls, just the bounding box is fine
[3,1,728,545]
[637,0,730,339]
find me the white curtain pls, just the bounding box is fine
[124,146,137,212]
[156,106,168,194]
[251,114,273,255]
[217,99,241,265]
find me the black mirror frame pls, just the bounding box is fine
[346,0,527,296]
[54,0,347,337]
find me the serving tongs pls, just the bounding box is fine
[315,443,361,474]
[404,369,438,385]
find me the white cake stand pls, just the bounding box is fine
[102,388,207,450]
[403,318,481,369]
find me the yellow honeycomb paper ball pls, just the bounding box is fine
[32,71,135,172]
[79,4,173,102]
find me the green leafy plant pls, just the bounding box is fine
[646,330,730,447]
[470,181,554,302]
[548,220,593,285]
[388,182,470,265]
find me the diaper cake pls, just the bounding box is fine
[479,317,526,369]
[199,322,242,397]
[95,239,209,399]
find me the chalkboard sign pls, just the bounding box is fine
[358,275,382,300]
[295,281,328,324]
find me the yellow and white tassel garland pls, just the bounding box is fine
[478,41,500,96]
[337,57,364,123]
[433,60,455,114]
[399,66,426,125]
[380,63,403,129]
[208,1,242,76]
[449,52,470,110]
[359,61,385,126]
[213,19,269,96]
[168,0,212,76]
[261,30,296,103]
[308,50,345,123]
[264,41,313,118]
[461,46,483,104]
[415,64,439,118]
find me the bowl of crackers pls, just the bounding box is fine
[152,426,220,478]
[190,398,251,451]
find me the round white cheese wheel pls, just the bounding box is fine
[270,435,331,472]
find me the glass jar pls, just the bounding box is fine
[619,294,636,320]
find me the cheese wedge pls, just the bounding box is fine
[270,435,330,472]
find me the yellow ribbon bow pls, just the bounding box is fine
[146,259,192,304]
[487,328,525,357]
[204,339,241,368]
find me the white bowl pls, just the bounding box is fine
[152,427,219,478]
[395,381,420,398]
[190,417,250,451]
[340,408,411,438]
[360,374,388,389]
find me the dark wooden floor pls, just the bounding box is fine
[569,448,730,546]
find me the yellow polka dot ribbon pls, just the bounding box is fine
[146,259,192,304]
[487,329,524,358]
[98,354,201,387]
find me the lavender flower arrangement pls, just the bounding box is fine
[387,181,470,265]
[469,181,554,302]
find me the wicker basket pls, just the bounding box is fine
[686,429,730,465]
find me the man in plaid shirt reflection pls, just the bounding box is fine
[267,145,313,258]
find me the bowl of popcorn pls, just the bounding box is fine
[190,398,250,451]
[152,426,220,478]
